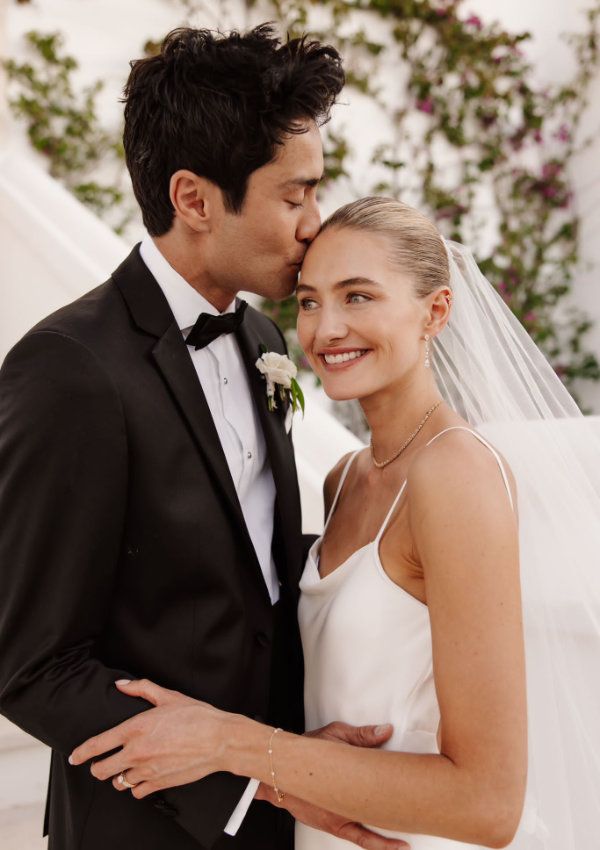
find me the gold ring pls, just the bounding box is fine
[117,770,137,789]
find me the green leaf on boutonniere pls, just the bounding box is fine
[290,377,305,417]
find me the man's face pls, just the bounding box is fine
[206,121,323,302]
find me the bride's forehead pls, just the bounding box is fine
[301,236,398,288]
[305,229,388,271]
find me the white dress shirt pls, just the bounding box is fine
[139,236,277,834]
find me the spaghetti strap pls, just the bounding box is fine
[375,478,408,543]
[323,450,361,531]
[426,426,514,511]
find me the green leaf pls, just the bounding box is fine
[291,377,305,417]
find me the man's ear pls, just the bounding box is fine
[169,170,218,233]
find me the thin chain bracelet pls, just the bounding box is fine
[267,727,285,803]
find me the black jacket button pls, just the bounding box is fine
[152,796,177,817]
[254,631,271,647]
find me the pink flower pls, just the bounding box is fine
[533,130,543,144]
[465,14,483,29]
[542,162,561,180]
[434,2,456,18]
[554,124,571,143]
[417,97,434,114]
[497,281,508,294]
[523,311,536,324]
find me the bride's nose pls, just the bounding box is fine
[314,307,349,347]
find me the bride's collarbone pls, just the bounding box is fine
[324,477,400,551]
[321,490,426,602]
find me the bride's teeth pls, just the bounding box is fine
[323,350,365,365]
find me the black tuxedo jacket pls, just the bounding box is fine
[0,246,309,850]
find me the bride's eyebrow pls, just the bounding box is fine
[296,277,382,295]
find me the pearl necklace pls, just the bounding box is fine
[370,400,442,469]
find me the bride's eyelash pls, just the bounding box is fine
[298,293,372,311]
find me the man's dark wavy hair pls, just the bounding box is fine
[122,24,344,236]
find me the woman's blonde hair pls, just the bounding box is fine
[321,196,450,298]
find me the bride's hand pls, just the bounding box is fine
[256,784,410,849]
[68,678,230,799]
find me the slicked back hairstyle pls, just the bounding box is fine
[122,24,344,236]
[321,197,450,298]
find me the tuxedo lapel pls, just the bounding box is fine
[112,247,272,604]
[152,324,243,522]
[236,314,302,585]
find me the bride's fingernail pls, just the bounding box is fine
[375,724,392,735]
[115,679,131,685]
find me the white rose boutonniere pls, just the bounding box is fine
[255,350,305,416]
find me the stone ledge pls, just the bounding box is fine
[0,802,47,850]
[0,736,49,811]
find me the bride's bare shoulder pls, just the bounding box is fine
[408,428,517,513]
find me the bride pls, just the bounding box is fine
[70,198,600,849]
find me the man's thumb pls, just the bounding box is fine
[354,723,394,747]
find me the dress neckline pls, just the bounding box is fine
[303,510,427,610]
[314,449,408,580]
[305,425,514,598]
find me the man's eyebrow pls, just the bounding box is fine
[296,276,382,294]
[280,176,323,189]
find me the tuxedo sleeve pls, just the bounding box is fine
[0,330,250,847]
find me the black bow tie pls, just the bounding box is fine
[185,300,248,350]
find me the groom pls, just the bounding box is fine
[0,24,395,850]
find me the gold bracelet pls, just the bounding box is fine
[267,727,285,803]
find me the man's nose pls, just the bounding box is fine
[296,197,321,244]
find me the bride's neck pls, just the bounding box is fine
[361,373,444,461]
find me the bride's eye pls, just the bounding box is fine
[347,292,370,304]
[298,298,318,311]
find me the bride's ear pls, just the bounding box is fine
[424,286,452,337]
[169,170,217,233]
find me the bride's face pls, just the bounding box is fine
[296,226,430,402]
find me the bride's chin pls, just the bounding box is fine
[321,382,371,403]
[324,390,360,402]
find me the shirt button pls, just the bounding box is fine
[223,377,228,385]
[247,451,253,459]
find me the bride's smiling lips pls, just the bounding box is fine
[317,347,372,370]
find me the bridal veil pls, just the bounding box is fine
[433,240,600,849]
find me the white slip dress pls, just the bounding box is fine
[296,427,516,850]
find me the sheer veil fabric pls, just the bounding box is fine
[433,240,600,848]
